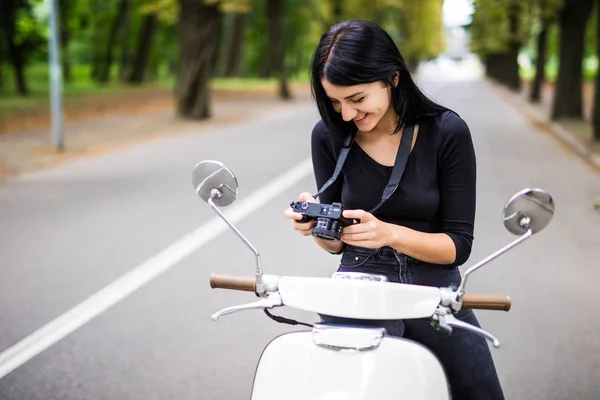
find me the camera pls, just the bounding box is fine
[289,201,355,241]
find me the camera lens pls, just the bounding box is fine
[312,218,342,241]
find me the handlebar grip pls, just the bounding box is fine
[462,294,512,311]
[209,273,256,292]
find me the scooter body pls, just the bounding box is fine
[251,328,449,400]
[248,275,450,399]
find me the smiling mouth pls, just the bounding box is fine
[354,113,368,122]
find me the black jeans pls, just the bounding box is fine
[322,244,505,400]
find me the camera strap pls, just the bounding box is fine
[313,123,415,214]
[369,123,414,214]
[312,131,355,200]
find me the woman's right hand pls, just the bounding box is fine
[283,192,317,236]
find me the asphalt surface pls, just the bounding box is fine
[1,61,599,400]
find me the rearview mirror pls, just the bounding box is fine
[192,160,238,207]
[503,188,554,235]
[457,188,555,298]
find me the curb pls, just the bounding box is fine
[485,78,600,174]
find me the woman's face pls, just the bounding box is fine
[321,77,396,133]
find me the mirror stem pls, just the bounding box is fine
[457,228,532,299]
[208,190,265,295]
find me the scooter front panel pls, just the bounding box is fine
[277,276,441,320]
[250,330,450,400]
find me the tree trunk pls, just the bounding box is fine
[118,0,132,80]
[279,74,291,99]
[505,3,522,91]
[551,0,594,120]
[484,51,520,90]
[176,0,221,119]
[7,39,28,96]
[0,5,6,90]
[0,53,4,90]
[484,4,521,90]
[266,0,291,100]
[224,12,249,77]
[530,18,550,103]
[592,0,600,141]
[90,1,106,81]
[1,0,28,95]
[214,12,234,77]
[127,13,157,84]
[259,46,271,78]
[98,0,129,83]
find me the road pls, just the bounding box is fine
[1,61,599,400]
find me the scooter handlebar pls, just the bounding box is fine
[462,294,512,311]
[208,274,512,311]
[210,273,256,292]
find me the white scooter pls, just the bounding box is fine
[192,160,555,400]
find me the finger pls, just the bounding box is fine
[341,223,370,235]
[341,231,374,242]
[284,208,303,220]
[293,221,314,230]
[343,209,370,221]
[299,192,316,202]
[299,229,314,236]
[295,225,314,236]
[292,217,314,228]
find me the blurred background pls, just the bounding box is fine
[0,0,599,145]
[1,1,599,400]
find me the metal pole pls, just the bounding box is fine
[48,0,64,151]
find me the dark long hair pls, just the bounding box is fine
[310,20,447,141]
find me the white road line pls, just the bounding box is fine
[0,158,313,379]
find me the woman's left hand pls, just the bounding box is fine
[340,209,395,248]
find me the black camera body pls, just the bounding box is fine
[289,201,354,241]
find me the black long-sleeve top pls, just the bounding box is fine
[310,110,477,267]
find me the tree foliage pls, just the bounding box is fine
[397,0,445,67]
[470,0,563,57]
[0,0,447,116]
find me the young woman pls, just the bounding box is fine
[283,20,505,399]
